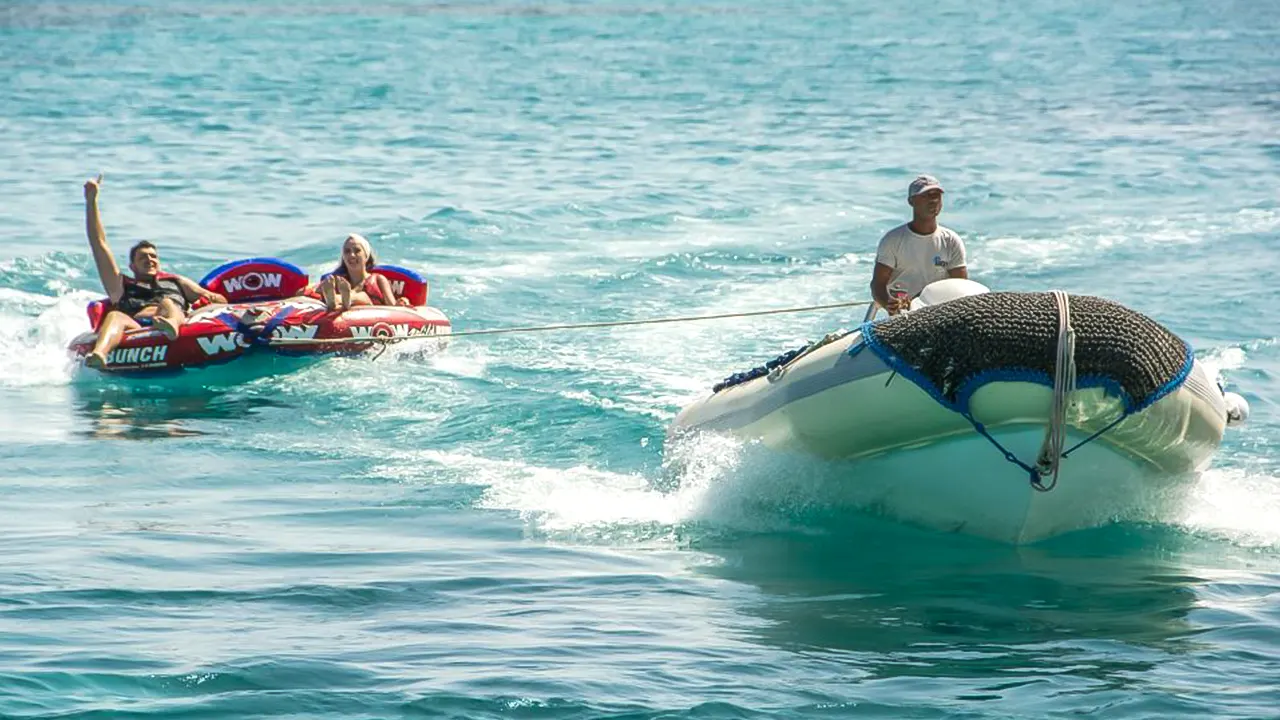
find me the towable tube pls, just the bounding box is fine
[70,257,449,375]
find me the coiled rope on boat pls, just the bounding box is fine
[1033,290,1077,492]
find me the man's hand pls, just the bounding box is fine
[84,174,103,202]
[208,292,228,304]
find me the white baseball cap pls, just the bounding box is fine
[908,175,945,199]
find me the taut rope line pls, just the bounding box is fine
[268,299,876,346]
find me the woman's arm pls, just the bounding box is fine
[375,274,398,306]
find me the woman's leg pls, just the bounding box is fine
[335,276,352,311]
[318,276,339,311]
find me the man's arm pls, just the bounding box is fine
[946,233,968,280]
[174,275,227,305]
[870,262,900,313]
[84,176,125,303]
[870,229,908,314]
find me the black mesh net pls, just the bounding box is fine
[864,292,1191,411]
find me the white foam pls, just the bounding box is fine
[342,431,783,543]
[971,209,1280,274]
[1199,345,1249,388]
[980,233,1084,272]
[426,344,491,379]
[0,290,97,388]
[466,429,863,543]
[558,389,673,421]
[1179,466,1280,548]
[431,447,714,533]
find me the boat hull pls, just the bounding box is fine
[671,331,1230,543]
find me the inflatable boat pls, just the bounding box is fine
[68,258,450,375]
[670,280,1250,544]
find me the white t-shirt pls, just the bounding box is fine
[874,223,967,297]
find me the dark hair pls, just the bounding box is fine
[332,242,377,278]
[128,241,158,263]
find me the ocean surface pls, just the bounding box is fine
[2,0,1278,717]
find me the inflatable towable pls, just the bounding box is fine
[68,258,451,375]
[670,280,1250,544]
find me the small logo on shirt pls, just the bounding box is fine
[933,255,946,267]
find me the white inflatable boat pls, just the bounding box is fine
[670,280,1249,544]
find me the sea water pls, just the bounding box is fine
[1,1,1277,717]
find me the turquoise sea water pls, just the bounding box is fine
[2,1,1279,717]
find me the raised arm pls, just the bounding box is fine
[84,176,125,302]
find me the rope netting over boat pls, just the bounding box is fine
[862,292,1194,414]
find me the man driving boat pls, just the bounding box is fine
[869,174,969,315]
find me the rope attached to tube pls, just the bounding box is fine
[267,299,875,346]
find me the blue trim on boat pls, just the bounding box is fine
[860,321,1195,417]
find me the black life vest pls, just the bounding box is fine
[116,273,190,315]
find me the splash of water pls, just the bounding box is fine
[0,289,96,388]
